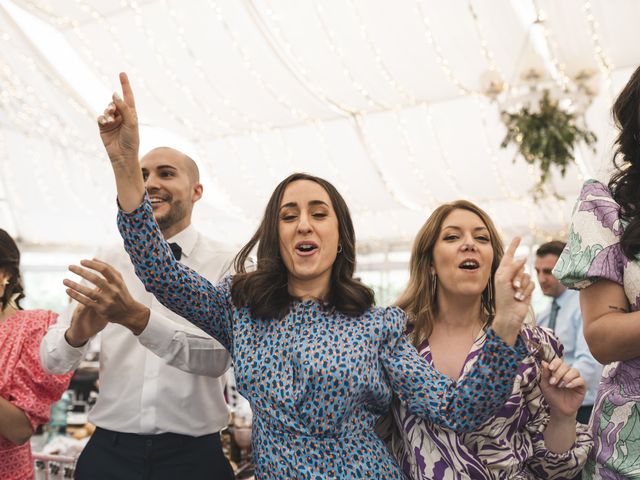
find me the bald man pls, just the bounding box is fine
[41,148,236,479]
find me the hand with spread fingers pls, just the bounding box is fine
[491,237,535,345]
[98,72,146,213]
[540,357,587,418]
[63,258,150,347]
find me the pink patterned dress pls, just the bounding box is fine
[0,310,73,480]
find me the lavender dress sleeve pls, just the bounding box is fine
[553,180,627,289]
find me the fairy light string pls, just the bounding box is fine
[583,0,615,101]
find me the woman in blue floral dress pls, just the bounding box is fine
[554,66,640,480]
[80,73,536,479]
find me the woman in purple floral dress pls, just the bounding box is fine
[553,66,640,480]
[378,200,592,479]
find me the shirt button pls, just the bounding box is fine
[146,440,152,447]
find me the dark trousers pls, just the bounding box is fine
[75,427,235,480]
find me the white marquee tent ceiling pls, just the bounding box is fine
[0,0,638,252]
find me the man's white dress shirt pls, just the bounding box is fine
[40,224,233,436]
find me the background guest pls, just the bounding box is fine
[535,240,602,427]
[41,147,236,480]
[554,65,640,480]
[0,229,73,480]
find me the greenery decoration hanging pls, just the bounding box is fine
[500,90,597,198]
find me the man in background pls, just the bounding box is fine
[41,147,235,480]
[535,240,602,425]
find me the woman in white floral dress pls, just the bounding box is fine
[554,66,640,480]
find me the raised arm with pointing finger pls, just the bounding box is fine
[99,73,145,211]
[40,74,237,479]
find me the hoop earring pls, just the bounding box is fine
[337,244,343,254]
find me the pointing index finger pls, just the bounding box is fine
[119,72,136,109]
[503,237,521,260]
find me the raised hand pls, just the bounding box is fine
[63,258,150,337]
[97,73,146,212]
[98,72,139,165]
[492,237,535,345]
[540,358,586,418]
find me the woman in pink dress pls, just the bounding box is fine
[0,229,73,480]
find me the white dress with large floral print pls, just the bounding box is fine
[554,179,640,480]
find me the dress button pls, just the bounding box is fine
[145,440,152,447]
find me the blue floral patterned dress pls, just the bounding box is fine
[554,179,640,480]
[117,197,528,479]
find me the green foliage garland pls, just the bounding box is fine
[500,90,597,197]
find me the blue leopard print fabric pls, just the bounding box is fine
[117,196,527,479]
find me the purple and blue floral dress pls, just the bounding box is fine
[378,326,592,479]
[554,179,640,480]
[117,196,529,479]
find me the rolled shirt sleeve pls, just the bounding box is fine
[137,310,231,377]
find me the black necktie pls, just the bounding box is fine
[169,242,182,261]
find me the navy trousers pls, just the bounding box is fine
[74,427,235,480]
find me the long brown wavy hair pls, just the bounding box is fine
[0,229,25,310]
[231,173,374,319]
[609,65,640,259]
[396,200,504,348]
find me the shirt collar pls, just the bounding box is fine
[166,224,198,259]
[553,288,573,308]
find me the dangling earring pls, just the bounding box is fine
[486,277,494,315]
[337,244,343,254]
[430,272,437,302]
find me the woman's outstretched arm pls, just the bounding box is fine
[98,72,145,212]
